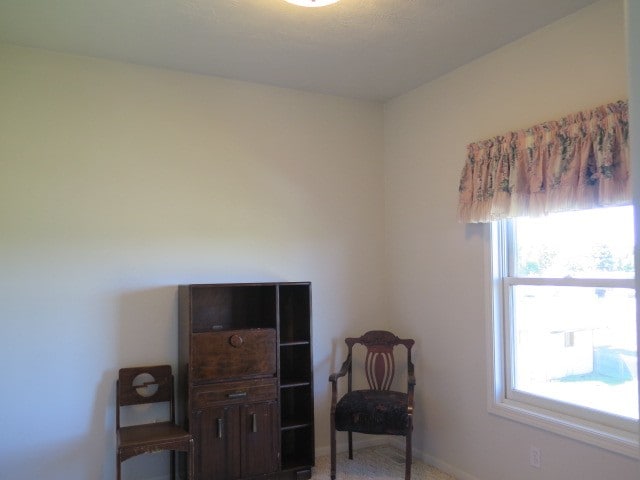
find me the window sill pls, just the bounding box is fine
[489,397,640,459]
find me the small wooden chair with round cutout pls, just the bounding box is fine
[116,365,194,480]
[329,331,415,480]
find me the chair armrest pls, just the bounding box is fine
[329,354,351,412]
[407,360,416,387]
[328,354,352,384]
[407,360,416,415]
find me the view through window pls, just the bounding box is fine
[503,206,638,427]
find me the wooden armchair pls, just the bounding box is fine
[116,365,194,480]
[329,330,415,480]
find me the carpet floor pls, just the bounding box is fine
[311,445,456,480]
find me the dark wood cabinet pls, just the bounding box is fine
[192,405,239,479]
[178,283,314,480]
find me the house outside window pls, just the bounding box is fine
[489,205,639,457]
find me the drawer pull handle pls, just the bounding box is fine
[251,413,258,433]
[217,418,223,439]
[228,392,247,399]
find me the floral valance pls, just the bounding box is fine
[457,100,630,223]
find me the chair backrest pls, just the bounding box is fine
[116,365,175,428]
[345,330,414,391]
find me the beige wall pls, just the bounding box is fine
[384,0,638,479]
[0,43,386,479]
[1,0,638,479]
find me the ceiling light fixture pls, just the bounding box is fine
[284,0,340,7]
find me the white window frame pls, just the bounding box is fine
[487,219,640,459]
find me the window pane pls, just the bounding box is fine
[511,285,638,420]
[514,206,635,278]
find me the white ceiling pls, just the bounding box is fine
[0,0,599,101]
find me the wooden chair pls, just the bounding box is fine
[329,330,415,480]
[116,365,194,480]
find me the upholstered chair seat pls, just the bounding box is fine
[335,389,410,435]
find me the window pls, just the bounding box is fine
[490,205,639,457]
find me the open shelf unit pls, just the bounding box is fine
[278,284,314,476]
[178,282,314,480]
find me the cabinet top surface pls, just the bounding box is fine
[181,282,310,288]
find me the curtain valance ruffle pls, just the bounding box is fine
[457,100,630,223]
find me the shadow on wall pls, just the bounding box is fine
[108,285,182,479]
[464,222,485,241]
[0,369,113,480]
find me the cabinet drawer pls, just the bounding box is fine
[191,328,276,382]
[192,378,278,408]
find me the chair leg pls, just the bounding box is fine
[330,412,336,480]
[188,438,195,480]
[348,431,353,460]
[116,452,121,480]
[170,450,176,480]
[405,432,412,480]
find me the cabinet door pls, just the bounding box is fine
[194,405,241,480]
[241,401,279,478]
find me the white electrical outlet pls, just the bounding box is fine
[530,446,541,468]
